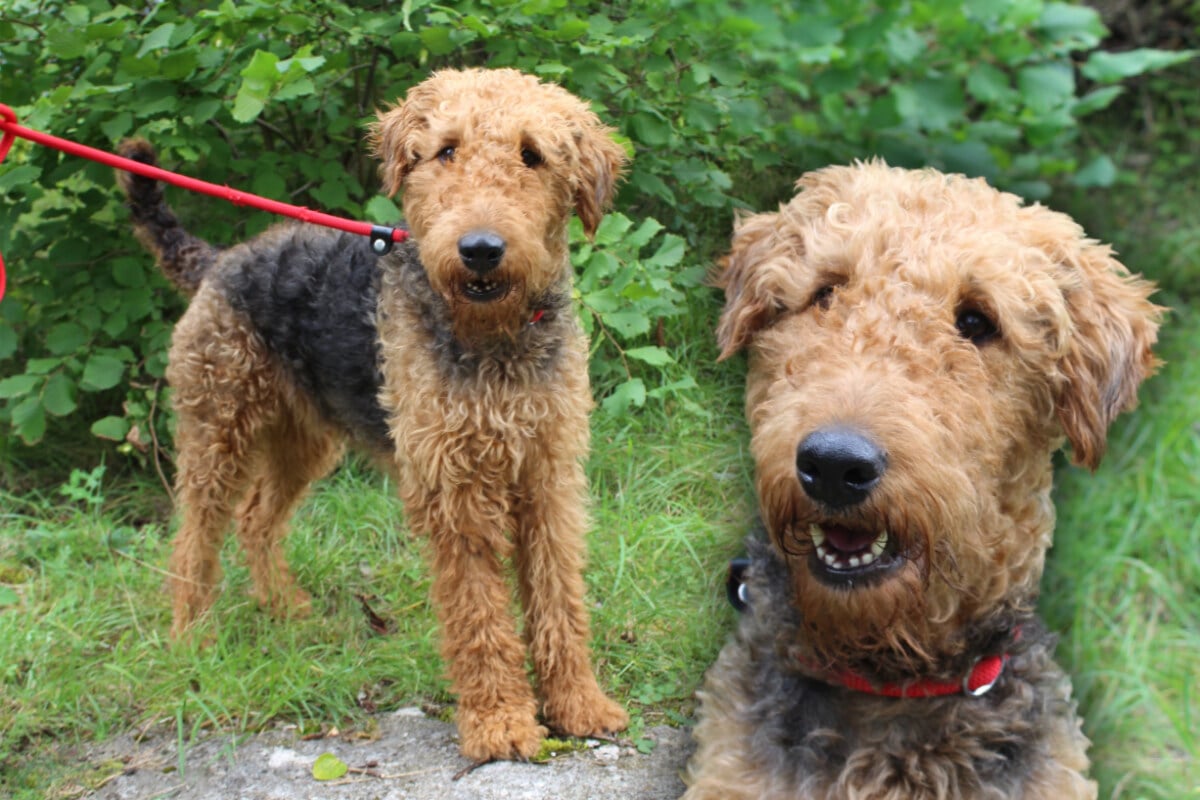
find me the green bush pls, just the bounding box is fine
[0,0,1189,457]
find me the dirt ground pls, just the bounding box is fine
[81,707,693,799]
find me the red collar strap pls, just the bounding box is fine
[800,625,1021,699]
[823,652,1009,698]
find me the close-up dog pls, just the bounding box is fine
[683,162,1161,799]
[116,67,629,762]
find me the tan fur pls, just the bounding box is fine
[132,68,629,762]
[686,162,1161,798]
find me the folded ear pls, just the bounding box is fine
[715,210,786,360]
[1054,237,1162,469]
[367,100,425,197]
[573,125,627,237]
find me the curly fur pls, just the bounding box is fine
[685,161,1162,799]
[116,67,630,763]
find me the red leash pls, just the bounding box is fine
[0,102,410,302]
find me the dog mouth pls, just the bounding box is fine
[460,276,511,303]
[807,523,900,586]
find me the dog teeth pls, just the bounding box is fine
[809,525,825,547]
[812,526,890,571]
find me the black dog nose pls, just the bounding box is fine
[796,427,887,508]
[458,231,506,274]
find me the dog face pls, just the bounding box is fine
[369,68,627,341]
[718,162,1160,666]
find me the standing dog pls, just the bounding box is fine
[685,162,1160,798]
[117,68,629,761]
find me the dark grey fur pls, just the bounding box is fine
[723,533,1077,796]
[219,226,394,447]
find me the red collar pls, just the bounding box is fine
[798,625,1021,699]
[819,652,1008,698]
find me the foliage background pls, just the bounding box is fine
[1,0,1189,452]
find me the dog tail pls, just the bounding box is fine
[115,139,218,296]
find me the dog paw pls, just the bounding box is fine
[457,705,548,762]
[544,691,630,739]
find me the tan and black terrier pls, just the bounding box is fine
[685,162,1161,799]
[117,68,630,762]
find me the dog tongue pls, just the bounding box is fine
[823,525,877,554]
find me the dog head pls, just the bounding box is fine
[369,68,627,341]
[718,162,1160,669]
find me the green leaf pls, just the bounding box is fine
[1073,86,1124,117]
[12,396,46,444]
[241,49,281,81]
[910,76,966,132]
[252,171,287,200]
[626,218,664,251]
[594,213,633,246]
[966,64,1012,105]
[365,196,402,223]
[0,586,18,608]
[90,415,131,441]
[630,111,672,147]
[275,77,316,102]
[112,258,147,289]
[0,323,16,360]
[1036,3,1104,48]
[46,322,87,355]
[136,22,176,58]
[46,23,89,59]
[0,374,40,398]
[232,85,267,123]
[1081,49,1198,84]
[645,235,685,268]
[312,753,348,781]
[601,378,645,415]
[1017,64,1075,114]
[63,5,90,25]
[1071,155,1117,188]
[601,310,651,337]
[625,346,675,366]
[419,27,456,56]
[80,354,126,392]
[100,111,134,142]
[0,165,42,193]
[43,373,78,417]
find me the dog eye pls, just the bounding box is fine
[955,307,999,345]
[810,285,836,310]
[436,146,456,164]
[521,147,543,168]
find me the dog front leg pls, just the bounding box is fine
[512,453,628,739]
[411,487,545,762]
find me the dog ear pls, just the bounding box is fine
[715,210,786,360]
[1053,236,1162,470]
[573,124,628,238]
[368,101,424,197]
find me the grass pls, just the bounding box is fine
[1044,306,1200,797]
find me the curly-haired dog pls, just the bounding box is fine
[684,162,1161,799]
[116,68,630,761]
